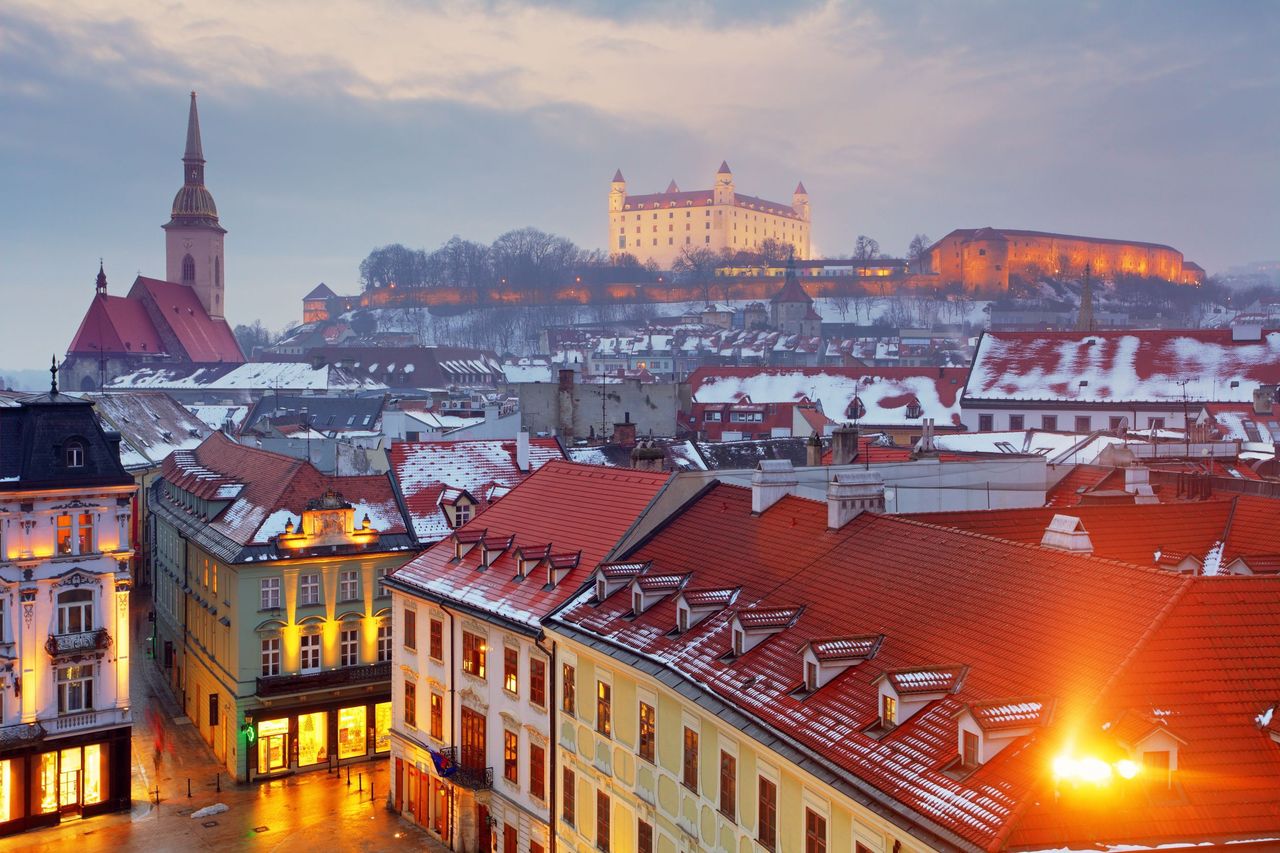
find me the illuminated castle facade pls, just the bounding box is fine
[609,161,811,268]
[928,227,1205,291]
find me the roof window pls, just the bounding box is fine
[1040,514,1094,554]
[595,561,649,602]
[730,606,804,657]
[954,698,1053,771]
[674,587,740,633]
[480,533,515,567]
[628,572,690,616]
[872,665,968,732]
[515,543,551,578]
[452,527,486,561]
[801,635,884,692]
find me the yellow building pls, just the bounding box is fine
[610,163,811,269]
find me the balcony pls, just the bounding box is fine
[46,628,112,657]
[439,746,493,790]
[51,706,130,733]
[0,722,46,747]
[256,660,391,697]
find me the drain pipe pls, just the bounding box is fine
[535,632,557,853]
[444,603,458,851]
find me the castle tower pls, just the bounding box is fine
[793,181,810,221]
[713,160,734,206]
[163,91,227,319]
[609,169,626,213]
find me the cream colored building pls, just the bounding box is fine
[609,162,811,269]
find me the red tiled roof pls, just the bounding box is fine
[681,587,740,608]
[68,294,166,356]
[965,329,1280,405]
[389,438,565,543]
[556,483,1190,849]
[390,461,669,628]
[1044,464,1113,506]
[769,275,813,304]
[131,277,244,363]
[736,605,804,630]
[881,665,967,695]
[160,431,407,550]
[966,698,1053,732]
[809,634,884,662]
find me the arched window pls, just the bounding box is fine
[214,256,221,287]
[65,441,84,468]
[182,254,196,284]
[57,588,94,634]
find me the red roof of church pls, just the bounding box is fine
[769,275,813,304]
[68,293,166,356]
[130,277,243,363]
[390,460,670,629]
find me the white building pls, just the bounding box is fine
[0,381,135,836]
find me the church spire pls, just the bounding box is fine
[166,90,222,230]
[95,259,107,296]
[184,91,204,165]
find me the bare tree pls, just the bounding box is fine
[907,234,932,273]
[853,235,880,275]
[672,246,722,303]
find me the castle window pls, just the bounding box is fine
[181,254,196,284]
[65,441,84,468]
[215,256,221,287]
[978,249,986,256]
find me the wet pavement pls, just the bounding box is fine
[13,590,445,853]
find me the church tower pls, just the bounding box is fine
[163,91,227,319]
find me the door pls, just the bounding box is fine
[262,734,287,772]
[460,707,485,771]
[59,748,82,814]
[406,765,419,821]
[395,758,404,813]
[477,804,491,852]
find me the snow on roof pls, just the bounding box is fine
[186,404,249,431]
[966,330,1280,405]
[107,362,387,392]
[690,367,966,427]
[90,391,209,470]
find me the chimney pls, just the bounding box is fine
[830,424,860,465]
[751,460,797,514]
[557,369,575,438]
[1040,514,1093,554]
[558,368,575,391]
[516,430,530,473]
[914,418,938,457]
[630,442,666,472]
[827,471,885,530]
[805,431,823,467]
[613,419,637,449]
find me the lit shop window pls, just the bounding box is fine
[258,718,289,773]
[0,760,11,822]
[375,702,392,753]
[38,752,58,814]
[83,745,103,805]
[298,711,328,766]
[338,706,367,760]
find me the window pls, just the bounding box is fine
[56,514,73,555]
[299,573,320,605]
[260,577,281,610]
[1042,415,1058,431]
[181,253,196,284]
[77,512,94,553]
[963,730,980,767]
[504,824,517,853]
[596,790,610,852]
[1008,414,1025,431]
[805,808,827,853]
[377,624,392,662]
[404,609,417,650]
[340,626,358,667]
[462,632,487,678]
[1075,415,1092,433]
[429,692,443,739]
[596,681,612,737]
[563,767,576,825]
[429,618,443,660]
[1149,417,1165,429]
[530,743,545,800]
[56,589,93,634]
[504,647,519,694]
[65,442,85,468]
[56,664,94,713]
[806,660,818,691]
[300,633,321,673]
[682,726,699,791]
[719,750,737,820]
[638,819,653,853]
[503,730,518,783]
[375,567,389,597]
[339,570,359,601]
[532,844,545,853]
[881,694,897,726]
[639,702,655,763]
[261,637,280,676]
[530,658,546,707]
[1109,416,1124,431]
[758,777,777,850]
[703,410,722,422]
[978,414,993,431]
[454,503,472,527]
[405,681,417,728]
[563,664,576,715]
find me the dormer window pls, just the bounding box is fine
[873,665,968,732]
[802,635,884,693]
[732,629,744,657]
[954,698,1051,772]
[962,730,980,767]
[805,660,818,691]
[455,503,472,527]
[881,694,898,727]
[632,590,643,615]
[65,442,85,468]
[731,605,804,655]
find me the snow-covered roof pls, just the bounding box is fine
[90,391,208,471]
[107,362,387,392]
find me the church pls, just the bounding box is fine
[63,93,244,392]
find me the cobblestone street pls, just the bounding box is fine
[11,591,444,853]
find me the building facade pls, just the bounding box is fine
[927,227,1204,291]
[0,378,135,836]
[148,433,416,782]
[609,163,810,268]
[384,461,671,852]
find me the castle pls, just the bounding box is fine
[64,93,243,391]
[927,227,1205,291]
[609,161,811,268]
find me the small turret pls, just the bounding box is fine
[610,168,626,213]
[95,260,108,297]
[793,181,810,222]
[714,160,734,206]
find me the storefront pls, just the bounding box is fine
[0,725,131,837]
[247,695,391,779]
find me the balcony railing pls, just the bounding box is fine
[46,628,112,656]
[256,660,391,697]
[439,746,494,790]
[52,707,130,733]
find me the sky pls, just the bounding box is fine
[1,0,1277,371]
